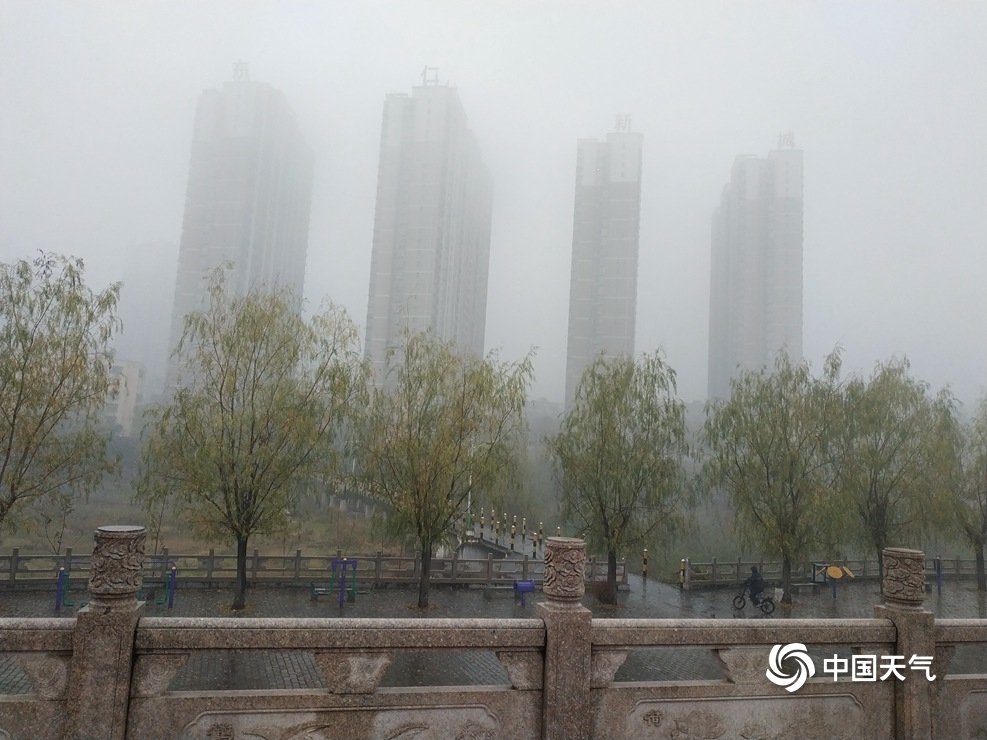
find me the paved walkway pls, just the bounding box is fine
[2,576,985,692]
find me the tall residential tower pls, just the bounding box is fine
[168,66,313,382]
[364,75,492,378]
[564,125,643,404]
[707,136,803,399]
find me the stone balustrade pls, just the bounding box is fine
[0,528,985,739]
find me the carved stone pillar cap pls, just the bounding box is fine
[543,537,586,602]
[546,537,583,547]
[96,525,146,536]
[882,547,926,608]
[883,547,924,557]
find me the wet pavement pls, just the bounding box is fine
[2,575,985,692]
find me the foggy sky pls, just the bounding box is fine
[1,1,985,407]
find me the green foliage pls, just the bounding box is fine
[137,271,367,609]
[355,330,533,607]
[547,352,689,602]
[836,358,957,568]
[955,396,987,589]
[701,351,845,599]
[0,253,121,536]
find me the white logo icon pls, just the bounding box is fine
[766,643,816,692]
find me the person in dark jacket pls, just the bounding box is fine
[745,565,765,605]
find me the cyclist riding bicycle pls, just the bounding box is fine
[744,565,765,605]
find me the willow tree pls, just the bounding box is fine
[355,330,532,608]
[0,253,121,536]
[956,397,987,590]
[837,359,957,579]
[701,351,845,602]
[547,352,689,604]
[137,272,367,610]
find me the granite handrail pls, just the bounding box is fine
[934,619,987,644]
[0,618,76,651]
[134,616,546,651]
[592,617,896,646]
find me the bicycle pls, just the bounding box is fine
[733,584,776,614]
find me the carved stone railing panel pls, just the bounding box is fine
[14,653,69,700]
[716,646,770,685]
[934,644,956,678]
[131,654,189,698]
[623,695,869,740]
[179,705,504,740]
[314,651,393,694]
[374,706,500,740]
[590,649,627,688]
[496,650,543,690]
[957,689,987,740]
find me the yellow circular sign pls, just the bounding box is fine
[826,565,844,579]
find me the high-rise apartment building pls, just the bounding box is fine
[364,77,492,379]
[103,360,146,437]
[168,66,313,382]
[115,240,176,401]
[564,127,644,404]
[707,138,803,400]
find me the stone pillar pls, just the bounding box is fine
[537,537,592,740]
[66,525,147,740]
[874,547,934,740]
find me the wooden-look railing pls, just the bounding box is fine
[679,555,980,588]
[0,547,628,589]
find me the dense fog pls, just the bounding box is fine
[1,1,984,406]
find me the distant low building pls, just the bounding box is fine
[457,537,513,561]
